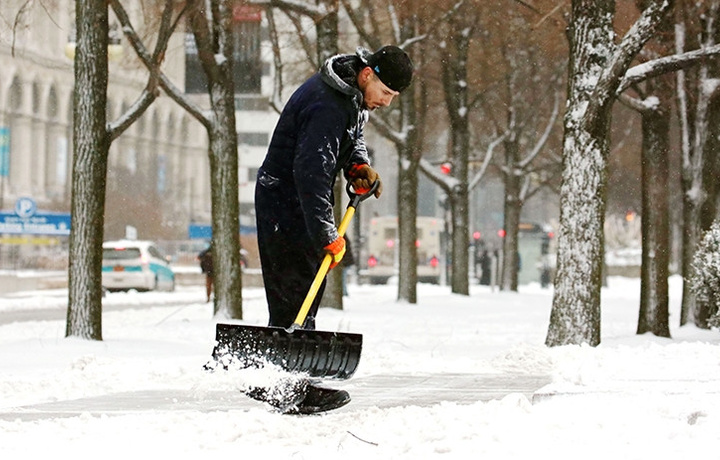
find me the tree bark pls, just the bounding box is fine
[440,12,472,296]
[397,95,420,303]
[314,0,345,310]
[501,136,521,292]
[546,1,615,347]
[637,86,671,337]
[678,44,715,328]
[66,0,109,340]
[188,1,242,319]
[546,0,671,347]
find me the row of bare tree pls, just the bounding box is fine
[59,0,720,347]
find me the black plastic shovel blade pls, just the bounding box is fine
[209,323,363,380]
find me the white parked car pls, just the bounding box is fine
[102,240,175,292]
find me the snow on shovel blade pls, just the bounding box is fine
[208,323,363,380]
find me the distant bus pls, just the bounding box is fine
[364,216,441,284]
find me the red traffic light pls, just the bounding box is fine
[367,255,378,267]
[440,162,452,175]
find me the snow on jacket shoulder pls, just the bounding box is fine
[259,52,370,250]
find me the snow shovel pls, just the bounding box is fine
[208,181,377,380]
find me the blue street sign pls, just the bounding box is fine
[0,126,9,177]
[188,223,256,239]
[0,211,71,235]
[0,198,71,235]
[188,223,213,239]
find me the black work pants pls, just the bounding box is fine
[255,177,325,329]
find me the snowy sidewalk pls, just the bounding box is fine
[0,372,551,421]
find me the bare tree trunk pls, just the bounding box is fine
[501,137,521,292]
[111,0,243,319]
[188,1,242,318]
[705,100,720,226]
[66,0,109,340]
[450,154,470,295]
[637,85,671,338]
[696,92,720,323]
[396,49,422,303]
[361,4,424,303]
[314,0,345,310]
[65,0,171,339]
[395,11,422,304]
[320,178,344,309]
[677,13,717,327]
[546,0,671,347]
[339,0,430,302]
[207,101,243,319]
[546,1,615,347]
[397,133,419,303]
[441,11,472,296]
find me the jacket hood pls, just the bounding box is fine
[320,48,372,110]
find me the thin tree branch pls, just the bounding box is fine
[284,9,317,68]
[617,92,658,113]
[618,43,720,94]
[340,0,378,49]
[265,7,285,113]
[533,2,566,29]
[108,0,182,140]
[111,0,211,130]
[518,91,560,169]
[11,0,33,57]
[419,157,459,193]
[108,88,158,141]
[249,0,325,20]
[469,131,506,191]
[674,22,691,173]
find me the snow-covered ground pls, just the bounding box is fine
[0,275,718,459]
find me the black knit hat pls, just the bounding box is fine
[366,46,414,93]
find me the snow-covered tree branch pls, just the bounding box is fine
[249,0,327,20]
[618,43,720,94]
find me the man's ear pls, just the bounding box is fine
[358,66,373,87]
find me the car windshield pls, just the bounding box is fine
[103,248,142,260]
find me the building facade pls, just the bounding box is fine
[0,2,256,267]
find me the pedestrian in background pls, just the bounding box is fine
[198,243,213,303]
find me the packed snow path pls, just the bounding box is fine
[0,372,551,421]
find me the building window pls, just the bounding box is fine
[232,19,261,93]
[184,6,262,94]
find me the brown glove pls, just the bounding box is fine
[348,163,383,198]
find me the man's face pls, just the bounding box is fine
[358,67,400,111]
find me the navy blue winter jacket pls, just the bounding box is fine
[257,51,371,250]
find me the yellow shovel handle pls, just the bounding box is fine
[292,206,356,328]
[290,180,377,329]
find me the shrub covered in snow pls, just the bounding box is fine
[690,219,720,328]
